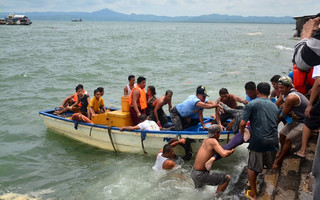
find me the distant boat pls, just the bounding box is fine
[72,18,83,22]
[5,14,32,25]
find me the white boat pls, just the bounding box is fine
[39,108,234,155]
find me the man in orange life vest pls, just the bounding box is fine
[129,76,147,125]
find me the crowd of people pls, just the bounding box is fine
[53,16,320,199]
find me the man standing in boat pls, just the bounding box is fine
[167,85,221,131]
[129,76,147,125]
[124,75,135,96]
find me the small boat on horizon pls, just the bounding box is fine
[72,18,83,22]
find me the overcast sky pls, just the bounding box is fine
[1,0,319,17]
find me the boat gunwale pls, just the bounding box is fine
[39,109,233,136]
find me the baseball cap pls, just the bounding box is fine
[278,76,293,86]
[208,124,221,138]
[196,85,209,97]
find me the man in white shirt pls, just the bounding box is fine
[119,114,160,131]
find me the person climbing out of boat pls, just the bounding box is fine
[146,85,157,119]
[243,81,257,104]
[240,82,279,200]
[151,90,173,128]
[191,124,234,195]
[152,137,192,170]
[212,87,246,130]
[119,114,159,131]
[54,84,88,115]
[205,103,252,170]
[124,75,135,96]
[88,89,106,120]
[165,85,222,131]
[129,76,147,125]
[54,84,89,115]
[270,75,281,100]
[272,76,309,169]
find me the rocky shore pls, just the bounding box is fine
[230,132,317,199]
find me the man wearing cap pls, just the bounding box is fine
[166,86,221,131]
[272,76,309,168]
[191,124,234,194]
[239,82,279,199]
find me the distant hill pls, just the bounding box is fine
[0,8,295,24]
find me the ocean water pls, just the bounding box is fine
[0,21,297,199]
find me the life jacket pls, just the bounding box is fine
[129,86,147,109]
[293,64,315,95]
[73,90,88,107]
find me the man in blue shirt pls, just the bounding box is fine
[239,82,280,200]
[168,85,221,131]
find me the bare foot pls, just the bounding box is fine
[293,151,306,158]
[205,157,216,170]
[245,190,256,200]
[272,158,281,169]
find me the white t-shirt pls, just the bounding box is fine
[137,120,160,131]
[312,65,320,79]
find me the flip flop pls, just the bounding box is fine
[293,151,306,158]
[245,189,255,200]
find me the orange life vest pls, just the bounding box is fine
[129,86,147,109]
[293,64,315,95]
[73,90,88,107]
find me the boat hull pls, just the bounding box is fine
[40,110,234,155]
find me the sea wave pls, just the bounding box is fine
[275,45,294,51]
[246,32,263,36]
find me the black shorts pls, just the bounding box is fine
[248,150,276,173]
[305,100,320,130]
[191,168,229,188]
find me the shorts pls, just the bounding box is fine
[280,120,303,150]
[129,107,146,125]
[191,168,229,188]
[305,100,320,130]
[248,150,276,173]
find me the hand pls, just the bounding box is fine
[219,124,225,131]
[217,102,223,110]
[305,105,312,118]
[301,17,320,39]
[202,125,209,130]
[137,112,141,117]
[119,127,124,131]
[179,138,186,144]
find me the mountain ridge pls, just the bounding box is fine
[1,8,295,24]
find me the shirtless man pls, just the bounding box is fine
[213,88,246,129]
[151,90,173,127]
[124,75,135,96]
[191,125,234,194]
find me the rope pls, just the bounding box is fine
[108,126,117,152]
[140,131,147,154]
